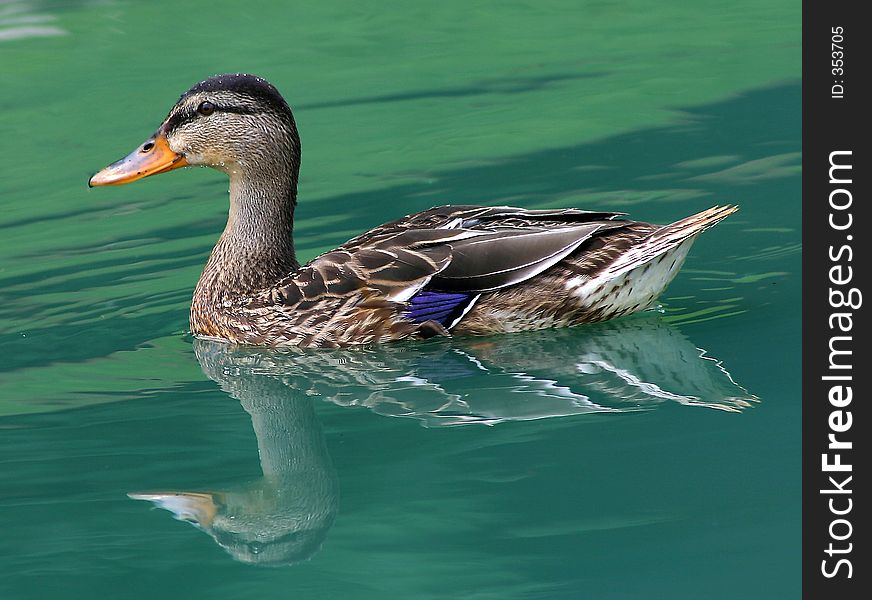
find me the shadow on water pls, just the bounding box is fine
[295,71,605,111]
[129,315,756,566]
[304,82,798,225]
[1,83,798,375]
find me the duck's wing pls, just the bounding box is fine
[273,206,627,304]
[271,229,474,307]
[426,223,625,292]
[264,230,470,345]
[263,206,628,343]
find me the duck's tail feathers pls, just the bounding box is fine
[602,205,737,279]
[661,204,738,239]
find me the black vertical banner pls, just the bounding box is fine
[803,0,868,597]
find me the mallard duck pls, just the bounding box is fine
[89,74,736,348]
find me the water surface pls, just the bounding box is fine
[1,1,799,598]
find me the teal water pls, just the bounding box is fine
[1,1,799,598]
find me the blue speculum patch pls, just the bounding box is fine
[406,290,476,328]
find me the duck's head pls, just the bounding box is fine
[89,73,300,187]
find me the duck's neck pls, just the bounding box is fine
[193,167,299,318]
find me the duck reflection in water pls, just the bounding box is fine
[130,351,340,566]
[130,315,756,565]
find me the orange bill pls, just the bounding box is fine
[89,133,188,187]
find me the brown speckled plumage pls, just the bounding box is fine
[90,74,737,348]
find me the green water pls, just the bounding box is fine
[1,1,799,598]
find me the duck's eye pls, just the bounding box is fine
[197,101,216,116]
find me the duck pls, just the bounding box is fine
[89,73,736,348]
